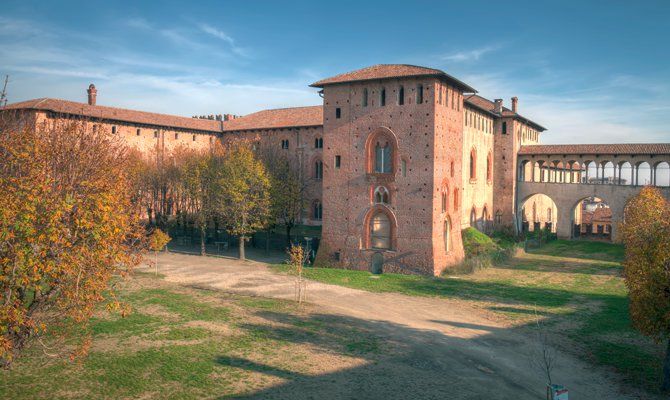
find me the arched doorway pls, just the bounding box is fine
[571,196,612,241]
[371,252,384,274]
[518,193,558,234]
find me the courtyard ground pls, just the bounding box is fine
[1,241,663,399]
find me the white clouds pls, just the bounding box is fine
[199,24,234,45]
[441,45,499,62]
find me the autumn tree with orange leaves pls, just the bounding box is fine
[0,116,145,367]
[619,186,670,392]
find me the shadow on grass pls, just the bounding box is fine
[218,311,541,399]
[492,253,622,276]
[166,243,287,264]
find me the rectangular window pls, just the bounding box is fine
[362,89,368,107]
[282,139,289,149]
[154,130,159,138]
[417,85,423,104]
[112,126,117,134]
[502,122,507,134]
[136,129,141,136]
[335,155,341,168]
[380,88,386,106]
[192,135,196,141]
[401,159,407,177]
[336,107,341,119]
[398,86,404,105]
[175,133,179,140]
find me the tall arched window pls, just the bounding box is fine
[469,149,477,180]
[370,213,391,249]
[374,141,392,173]
[398,86,404,105]
[314,160,323,180]
[486,151,492,182]
[444,217,451,252]
[374,186,389,204]
[470,207,477,227]
[441,192,447,213]
[313,201,322,220]
[362,88,368,107]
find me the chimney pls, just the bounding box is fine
[511,96,518,113]
[87,84,97,106]
[494,99,503,114]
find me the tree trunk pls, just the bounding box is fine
[285,225,292,248]
[239,236,246,260]
[662,338,670,392]
[200,225,206,256]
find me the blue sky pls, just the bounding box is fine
[1,0,669,144]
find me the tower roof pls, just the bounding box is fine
[310,64,477,92]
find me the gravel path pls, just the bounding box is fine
[139,252,636,399]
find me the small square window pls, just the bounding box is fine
[335,108,341,119]
[335,155,341,168]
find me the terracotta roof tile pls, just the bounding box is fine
[464,94,546,131]
[223,105,323,131]
[310,64,477,92]
[3,98,224,133]
[519,143,670,156]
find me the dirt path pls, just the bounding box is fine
[140,252,634,399]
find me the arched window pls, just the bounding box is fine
[416,84,424,104]
[313,201,322,220]
[441,192,447,213]
[370,212,391,249]
[486,151,492,182]
[470,207,477,227]
[314,137,323,149]
[362,88,368,107]
[314,160,323,180]
[398,86,404,105]
[444,217,451,252]
[469,149,477,180]
[380,88,386,106]
[374,141,392,173]
[450,161,455,177]
[453,188,459,210]
[374,186,390,204]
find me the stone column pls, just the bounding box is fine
[557,203,573,239]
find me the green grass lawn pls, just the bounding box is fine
[273,240,664,395]
[0,274,382,400]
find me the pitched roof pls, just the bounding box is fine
[223,105,323,131]
[464,94,547,131]
[518,143,670,156]
[3,98,224,133]
[310,64,477,92]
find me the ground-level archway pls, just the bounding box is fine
[571,196,612,241]
[518,193,558,235]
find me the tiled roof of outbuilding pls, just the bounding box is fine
[223,105,323,131]
[310,64,477,92]
[519,143,670,155]
[3,98,224,133]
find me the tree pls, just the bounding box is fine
[259,148,309,248]
[0,117,145,366]
[619,186,670,392]
[178,148,215,256]
[215,144,270,260]
[148,228,171,276]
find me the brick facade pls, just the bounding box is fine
[4,64,550,276]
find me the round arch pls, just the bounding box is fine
[571,196,612,241]
[518,193,558,234]
[364,127,400,175]
[362,204,398,250]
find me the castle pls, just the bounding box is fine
[5,64,550,276]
